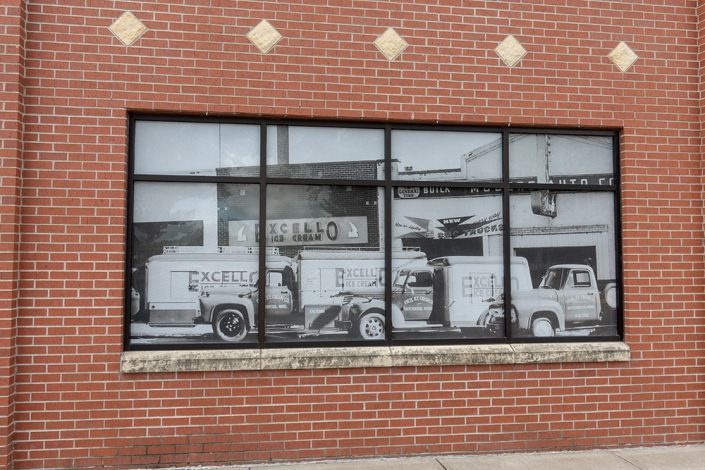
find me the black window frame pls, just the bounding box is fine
[125,114,623,350]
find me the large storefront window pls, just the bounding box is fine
[126,117,621,349]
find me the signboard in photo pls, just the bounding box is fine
[229,216,369,246]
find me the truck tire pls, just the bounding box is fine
[531,316,555,337]
[357,311,385,340]
[603,282,617,310]
[213,308,248,342]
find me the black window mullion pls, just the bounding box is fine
[132,174,262,184]
[502,130,512,341]
[388,179,504,190]
[124,115,137,350]
[612,133,624,339]
[264,177,386,187]
[384,125,392,344]
[258,123,267,347]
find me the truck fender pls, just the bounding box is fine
[201,295,255,326]
[213,301,255,329]
[355,300,412,329]
[526,310,565,332]
[352,298,385,321]
[514,299,565,331]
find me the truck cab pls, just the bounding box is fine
[263,261,296,322]
[392,268,434,321]
[539,264,601,323]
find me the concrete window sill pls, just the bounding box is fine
[121,342,630,373]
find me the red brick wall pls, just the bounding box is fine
[1,0,703,468]
[0,1,25,468]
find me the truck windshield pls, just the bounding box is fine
[267,271,283,287]
[408,270,433,288]
[540,268,569,289]
[393,270,409,288]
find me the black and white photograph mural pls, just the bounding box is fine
[129,123,389,345]
[129,182,260,345]
[127,119,620,347]
[392,129,502,182]
[506,134,619,338]
[261,184,385,343]
[389,189,507,339]
[506,191,619,338]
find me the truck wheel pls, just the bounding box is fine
[357,312,385,340]
[603,282,617,310]
[531,317,555,337]
[213,308,248,342]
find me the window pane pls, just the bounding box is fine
[391,188,505,339]
[134,121,259,176]
[263,184,385,343]
[129,182,259,346]
[266,125,384,179]
[509,191,619,338]
[509,134,614,186]
[392,130,501,182]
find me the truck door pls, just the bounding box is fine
[399,269,434,321]
[265,269,294,317]
[560,269,600,322]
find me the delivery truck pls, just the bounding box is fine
[139,246,278,328]
[338,256,534,339]
[479,263,618,337]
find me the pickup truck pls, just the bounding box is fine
[479,264,617,337]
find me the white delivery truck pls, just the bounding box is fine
[285,248,428,335]
[480,263,618,337]
[137,246,429,342]
[338,256,534,339]
[141,246,285,329]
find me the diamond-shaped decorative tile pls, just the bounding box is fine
[246,20,283,54]
[109,11,147,46]
[607,41,638,72]
[374,28,408,61]
[495,35,527,67]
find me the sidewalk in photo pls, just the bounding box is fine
[187,443,705,470]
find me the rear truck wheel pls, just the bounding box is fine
[213,308,248,342]
[357,311,385,340]
[531,316,555,337]
[602,283,618,325]
[603,282,617,310]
